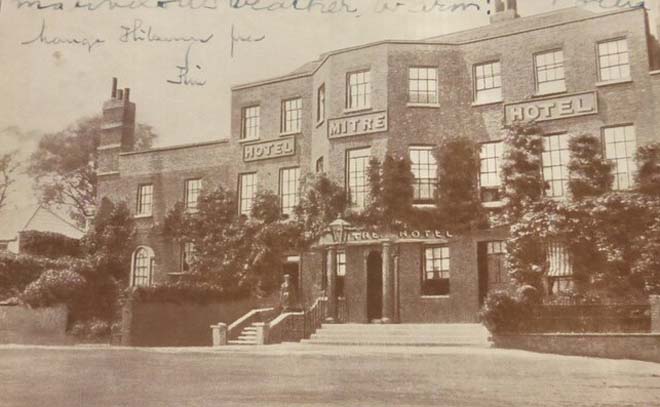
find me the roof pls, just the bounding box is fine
[0,205,84,241]
[423,7,597,43]
[234,6,641,89]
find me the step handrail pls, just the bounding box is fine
[228,307,275,341]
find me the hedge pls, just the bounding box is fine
[123,282,246,305]
[19,230,82,259]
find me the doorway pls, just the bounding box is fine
[366,251,383,321]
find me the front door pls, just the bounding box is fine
[366,251,383,321]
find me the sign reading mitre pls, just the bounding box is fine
[504,91,597,125]
[243,137,295,162]
[328,111,388,139]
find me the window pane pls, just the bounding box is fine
[409,67,438,105]
[475,61,502,103]
[279,168,301,216]
[239,173,257,216]
[347,148,371,209]
[598,39,630,81]
[347,70,371,109]
[409,146,437,202]
[241,106,260,139]
[542,134,570,198]
[603,125,637,190]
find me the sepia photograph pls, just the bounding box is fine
[1,0,660,405]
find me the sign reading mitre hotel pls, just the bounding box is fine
[243,137,295,162]
[328,111,388,139]
[504,91,598,125]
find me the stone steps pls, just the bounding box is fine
[229,324,259,345]
[302,323,490,347]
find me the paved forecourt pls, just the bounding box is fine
[0,344,659,407]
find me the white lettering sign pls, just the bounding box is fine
[328,111,388,139]
[504,92,598,125]
[243,137,295,162]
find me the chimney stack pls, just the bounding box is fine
[97,78,136,176]
[490,0,519,24]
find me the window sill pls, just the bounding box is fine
[421,295,450,299]
[482,200,506,209]
[650,70,660,76]
[413,203,436,209]
[532,89,567,98]
[279,131,302,137]
[184,208,199,214]
[167,272,187,277]
[595,78,632,87]
[238,137,260,144]
[134,214,153,219]
[406,103,440,109]
[343,107,372,115]
[471,99,503,107]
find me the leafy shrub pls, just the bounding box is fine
[124,282,239,305]
[21,268,86,308]
[0,253,55,299]
[567,133,613,200]
[69,318,112,340]
[479,291,530,334]
[19,230,82,259]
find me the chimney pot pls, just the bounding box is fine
[117,89,123,100]
[111,77,118,99]
[124,88,130,102]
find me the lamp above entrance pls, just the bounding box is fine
[328,218,352,245]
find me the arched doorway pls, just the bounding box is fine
[366,251,383,321]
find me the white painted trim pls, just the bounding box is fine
[97,171,120,177]
[133,213,153,219]
[343,107,373,115]
[471,99,503,107]
[97,143,121,151]
[406,103,441,108]
[129,246,155,288]
[421,295,450,299]
[238,137,260,144]
[595,78,632,87]
[482,200,506,209]
[650,70,660,76]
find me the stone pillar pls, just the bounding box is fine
[325,246,338,323]
[210,323,227,347]
[381,241,394,324]
[254,322,269,345]
[651,295,660,333]
[393,253,400,323]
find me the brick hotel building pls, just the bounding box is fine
[97,2,660,324]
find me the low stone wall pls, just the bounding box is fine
[0,304,70,345]
[121,297,269,347]
[492,333,660,364]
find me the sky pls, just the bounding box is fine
[0,0,654,210]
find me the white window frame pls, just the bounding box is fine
[346,70,371,110]
[131,246,154,287]
[181,242,196,273]
[281,98,302,134]
[479,141,503,202]
[239,172,258,216]
[534,49,566,95]
[241,105,260,140]
[316,84,325,124]
[603,125,637,190]
[346,147,371,209]
[597,38,630,82]
[136,184,153,216]
[279,167,301,217]
[542,133,570,198]
[408,67,438,105]
[474,61,502,104]
[409,146,437,204]
[184,178,202,210]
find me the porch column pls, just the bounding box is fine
[325,246,338,323]
[381,241,394,324]
[393,253,400,323]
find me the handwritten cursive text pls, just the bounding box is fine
[167,44,207,86]
[21,19,105,53]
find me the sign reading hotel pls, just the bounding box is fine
[243,137,295,162]
[504,91,598,125]
[328,111,388,139]
[347,229,451,242]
